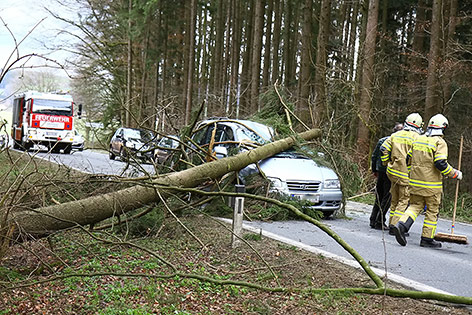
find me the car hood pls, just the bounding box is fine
[127,139,154,150]
[258,157,338,181]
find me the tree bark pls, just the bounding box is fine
[126,0,133,127]
[407,0,427,110]
[298,0,314,127]
[442,0,458,112]
[271,0,283,84]
[424,0,442,120]
[184,0,197,125]
[230,0,242,118]
[212,0,225,95]
[356,0,380,168]
[251,0,265,112]
[8,129,322,237]
[262,0,274,88]
[313,0,331,127]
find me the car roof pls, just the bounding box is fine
[196,118,274,142]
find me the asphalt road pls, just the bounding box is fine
[243,202,472,297]
[31,148,156,177]
[19,148,472,297]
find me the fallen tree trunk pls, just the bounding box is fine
[8,129,322,237]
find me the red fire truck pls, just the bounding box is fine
[11,91,81,154]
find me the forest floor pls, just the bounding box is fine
[1,214,471,314]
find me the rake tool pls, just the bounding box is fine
[434,135,468,244]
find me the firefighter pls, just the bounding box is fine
[380,113,423,234]
[392,114,462,248]
[369,122,404,230]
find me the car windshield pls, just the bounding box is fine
[235,127,269,145]
[159,136,179,149]
[124,129,156,142]
[273,149,309,159]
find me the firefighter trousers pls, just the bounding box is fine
[398,193,441,238]
[388,179,410,227]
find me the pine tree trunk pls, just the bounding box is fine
[241,0,254,116]
[185,0,197,125]
[407,0,427,110]
[424,0,442,120]
[8,129,322,238]
[313,0,331,127]
[298,0,313,127]
[230,0,242,118]
[356,0,380,168]
[126,0,133,127]
[442,0,458,111]
[251,0,264,112]
[262,0,274,87]
[271,0,283,84]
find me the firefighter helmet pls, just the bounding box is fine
[404,113,423,129]
[426,114,448,136]
[428,114,449,129]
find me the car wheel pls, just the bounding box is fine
[109,147,116,160]
[323,211,335,219]
[63,145,72,154]
[13,140,21,150]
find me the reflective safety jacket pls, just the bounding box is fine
[380,129,419,185]
[371,136,388,173]
[407,135,457,196]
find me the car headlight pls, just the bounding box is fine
[267,177,289,192]
[324,179,340,189]
[125,142,135,149]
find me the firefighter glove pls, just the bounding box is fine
[453,170,463,180]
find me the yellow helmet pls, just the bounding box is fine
[405,113,423,128]
[428,114,449,129]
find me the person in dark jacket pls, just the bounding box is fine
[370,122,404,230]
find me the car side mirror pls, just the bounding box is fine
[214,146,228,159]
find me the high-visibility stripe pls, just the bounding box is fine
[409,178,442,189]
[387,168,409,179]
[394,210,405,218]
[424,219,437,227]
[412,141,435,153]
[424,219,437,238]
[441,165,453,176]
[392,136,415,145]
[434,154,447,161]
[405,209,418,221]
[381,142,391,151]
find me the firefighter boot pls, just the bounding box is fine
[393,223,408,246]
[393,217,414,246]
[389,225,409,237]
[420,237,442,248]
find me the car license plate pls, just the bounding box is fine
[291,194,319,203]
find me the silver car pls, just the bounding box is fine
[192,118,342,217]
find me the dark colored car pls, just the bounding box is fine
[154,135,179,164]
[109,127,158,162]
